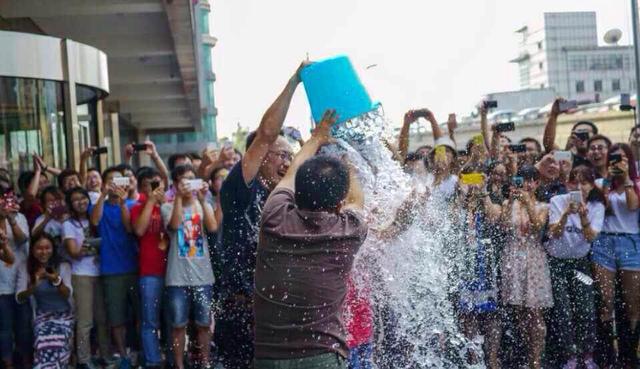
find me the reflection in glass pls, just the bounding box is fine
[0,77,67,177]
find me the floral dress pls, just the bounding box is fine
[500,201,553,308]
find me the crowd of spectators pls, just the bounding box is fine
[0,60,639,369]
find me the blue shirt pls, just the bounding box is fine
[219,162,269,297]
[90,199,138,275]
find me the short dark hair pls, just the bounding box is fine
[572,120,598,134]
[517,164,539,181]
[17,171,35,194]
[87,167,101,175]
[102,166,123,181]
[39,185,62,204]
[189,152,202,161]
[587,134,612,149]
[115,163,134,175]
[519,137,542,153]
[294,155,349,211]
[57,169,80,189]
[405,152,419,163]
[135,166,153,178]
[170,164,195,183]
[168,154,190,172]
[137,167,161,190]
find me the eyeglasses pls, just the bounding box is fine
[589,145,607,151]
[268,150,293,162]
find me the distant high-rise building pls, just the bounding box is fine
[511,12,636,102]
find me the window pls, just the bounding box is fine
[540,84,545,89]
[576,80,585,93]
[0,77,67,175]
[539,62,544,70]
[570,56,587,71]
[594,80,603,92]
[589,54,625,70]
[537,41,543,50]
[612,79,621,91]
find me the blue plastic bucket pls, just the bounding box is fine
[301,55,378,124]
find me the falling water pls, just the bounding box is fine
[323,108,484,368]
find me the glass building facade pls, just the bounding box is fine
[0,30,109,178]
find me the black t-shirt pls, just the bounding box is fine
[219,162,270,298]
[536,180,567,203]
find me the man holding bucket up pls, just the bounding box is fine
[253,110,368,369]
[215,62,307,368]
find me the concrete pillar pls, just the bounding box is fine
[110,112,121,164]
[137,129,151,167]
[61,39,81,170]
[96,99,107,171]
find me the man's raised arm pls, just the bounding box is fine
[543,98,563,153]
[241,62,308,185]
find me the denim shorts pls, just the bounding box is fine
[166,285,213,328]
[592,233,640,272]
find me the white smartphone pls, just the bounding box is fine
[554,150,572,163]
[113,176,130,187]
[187,179,203,191]
[569,191,582,204]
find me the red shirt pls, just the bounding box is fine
[130,195,167,276]
[20,199,42,229]
[345,276,373,348]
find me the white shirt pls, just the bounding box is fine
[89,191,101,205]
[34,215,63,239]
[428,174,459,203]
[546,194,605,259]
[604,191,640,234]
[0,214,29,295]
[62,218,100,276]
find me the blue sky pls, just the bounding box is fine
[212,0,636,138]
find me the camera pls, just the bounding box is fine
[483,100,498,109]
[83,237,101,255]
[113,176,130,187]
[608,153,623,164]
[133,143,148,152]
[186,179,203,191]
[94,147,108,156]
[559,100,577,113]
[508,144,526,153]
[553,150,572,163]
[574,131,590,142]
[495,122,515,133]
[569,191,582,204]
[511,176,524,188]
[461,173,484,185]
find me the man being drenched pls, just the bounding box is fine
[253,110,368,369]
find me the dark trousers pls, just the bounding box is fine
[214,298,254,369]
[547,256,597,361]
[0,294,32,365]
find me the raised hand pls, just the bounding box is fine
[80,147,95,160]
[312,109,338,144]
[550,97,566,117]
[144,141,158,157]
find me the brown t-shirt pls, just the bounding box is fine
[254,188,368,359]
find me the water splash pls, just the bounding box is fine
[326,108,484,368]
